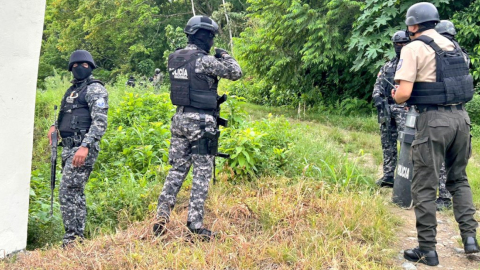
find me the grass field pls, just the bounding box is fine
[2,83,480,269]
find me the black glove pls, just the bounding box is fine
[373,96,383,108]
[214,48,229,58]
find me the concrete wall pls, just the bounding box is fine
[0,0,46,258]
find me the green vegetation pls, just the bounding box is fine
[39,0,246,86]
[15,0,480,268]
[40,0,480,109]
[226,0,477,108]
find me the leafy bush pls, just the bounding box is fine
[339,98,374,116]
[466,94,480,126]
[219,96,294,180]
[137,59,155,77]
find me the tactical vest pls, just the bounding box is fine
[168,49,219,109]
[449,38,471,68]
[382,58,398,104]
[58,79,104,138]
[408,36,473,105]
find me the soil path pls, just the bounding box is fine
[390,200,480,269]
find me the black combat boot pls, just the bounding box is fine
[189,227,217,242]
[463,237,480,254]
[404,247,439,266]
[435,197,452,211]
[187,222,217,242]
[153,222,166,237]
[376,176,394,188]
[61,236,83,249]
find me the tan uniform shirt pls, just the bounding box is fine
[394,29,455,83]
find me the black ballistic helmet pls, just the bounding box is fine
[184,15,219,35]
[435,20,457,36]
[391,31,410,43]
[405,2,440,26]
[68,50,96,71]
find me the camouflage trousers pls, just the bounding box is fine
[59,143,99,244]
[156,111,216,230]
[438,162,452,199]
[380,105,406,177]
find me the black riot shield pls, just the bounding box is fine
[392,107,419,208]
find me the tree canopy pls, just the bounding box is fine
[39,0,480,107]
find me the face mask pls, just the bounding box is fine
[189,29,215,53]
[72,65,92,80]
[394,44,403,56]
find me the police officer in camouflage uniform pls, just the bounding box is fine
[433,20,472,211]
[48,50,108,247]
[393,3,479,265]
[431,20,458,211]
[153,68,164,91]
[373,31,409,187]
[153,15,242,240]
[436,20,471,66]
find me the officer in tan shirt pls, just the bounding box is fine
[392,2,479,266]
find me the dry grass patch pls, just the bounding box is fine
[3,177,399,269]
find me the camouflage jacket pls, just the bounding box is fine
[372,57,398,106]
[184,44,242,85]
[56,77,109,146]
[82,79,108,146]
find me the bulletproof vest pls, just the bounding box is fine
[382,58,398,104]
[168,49,219,109]
[58,79,104,138]
[408,36,473,105]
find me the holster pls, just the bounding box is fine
[192,131,219,156]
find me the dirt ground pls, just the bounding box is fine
[390,201,480,269]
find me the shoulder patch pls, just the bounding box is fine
[377,71,382,77]
[396,59,403,71]
[96,98,106,108]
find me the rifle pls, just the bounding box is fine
[378,77,396,141]
[50,105,59,217]
[212,94,230,184]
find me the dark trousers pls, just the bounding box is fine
[411,106,477,250]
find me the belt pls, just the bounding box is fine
[61,135,83,148]
[416,104,464,113]
[176,106,216,115]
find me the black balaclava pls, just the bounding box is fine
[72,65,92,81]
[188,29,214,53]
[394,44,403,57]
[443,33,455,41]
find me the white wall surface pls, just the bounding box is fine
[0,0,46,258]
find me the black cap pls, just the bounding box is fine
[68,50,96,71]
